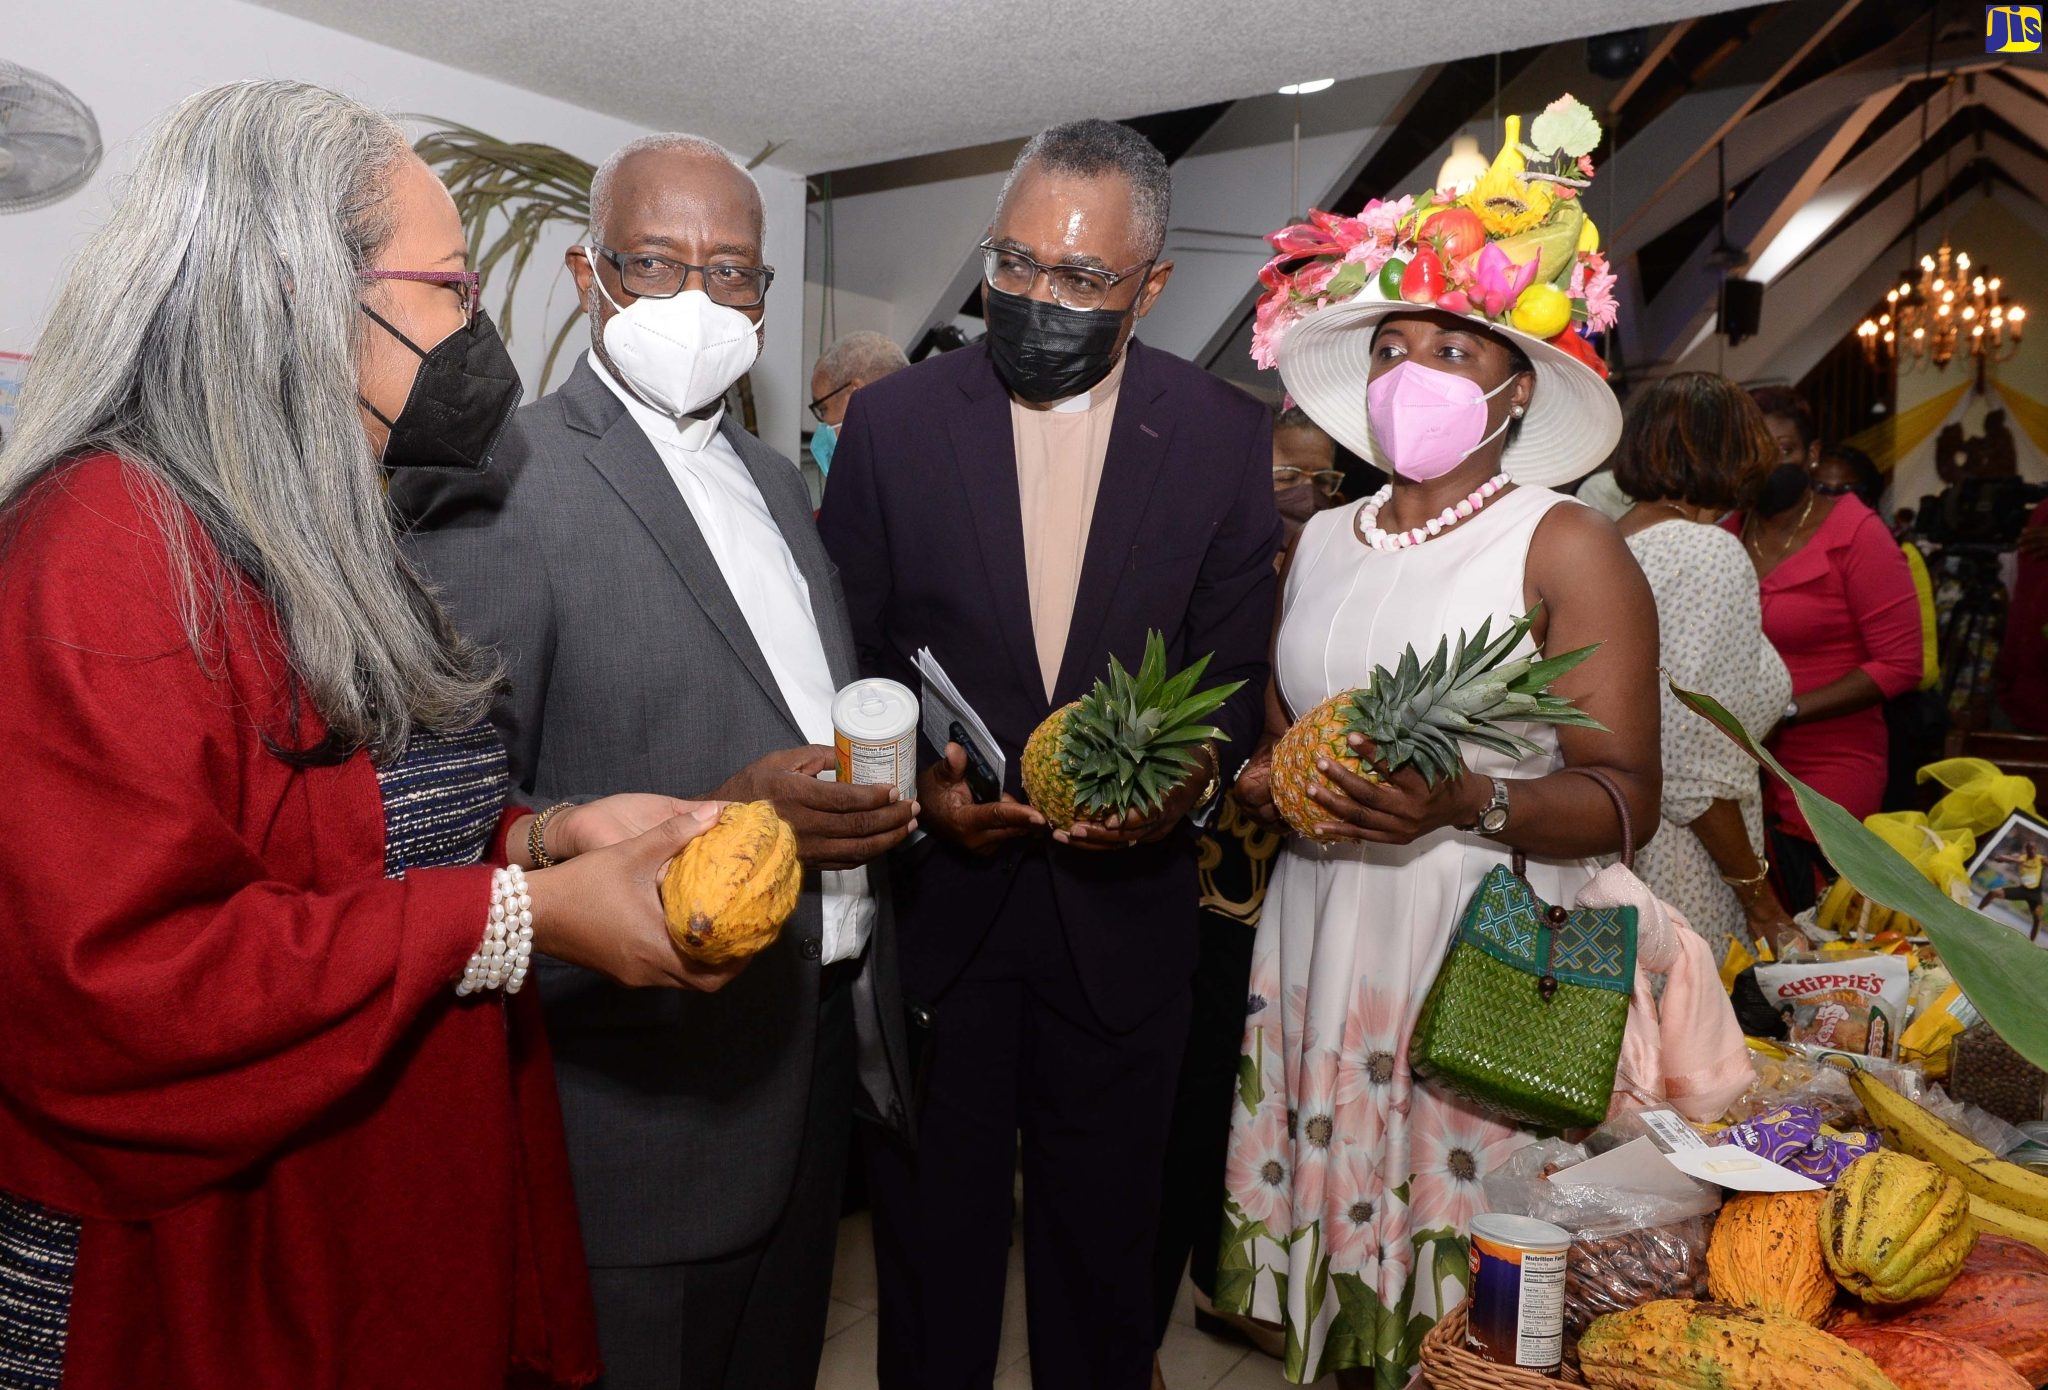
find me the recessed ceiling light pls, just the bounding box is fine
[1278,79,1336,96]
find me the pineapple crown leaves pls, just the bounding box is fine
[1062,630,1246,817]
[1340,604,1607,787]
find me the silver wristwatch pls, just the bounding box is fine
[1467,777,1511,837]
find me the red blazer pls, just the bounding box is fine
[0,456,598,1389]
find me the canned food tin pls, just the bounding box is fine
[1466,1212,1569,1374]
[832,679,919,802]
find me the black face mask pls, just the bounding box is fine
[1755,462,1812,518]
[983,286,1132,404]
[359,304,523,470]
[1275,482,1322,530]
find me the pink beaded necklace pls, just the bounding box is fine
[1353,473,1511,551]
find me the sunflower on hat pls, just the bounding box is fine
[1250,94,1616,373]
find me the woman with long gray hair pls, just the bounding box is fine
[0,80,738,1390]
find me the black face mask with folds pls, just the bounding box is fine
[1275,482,1322,530]
[1754,461,1812,518]
[982,286,1132,404]
[359,304,524,470]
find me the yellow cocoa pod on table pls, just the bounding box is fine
[659,801,801,964]
[1578,1300,1898,1389]
[1706,1190,1836,1324]
[1822,1150,1977,1306]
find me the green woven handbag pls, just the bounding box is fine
[1410,768,1637,1130]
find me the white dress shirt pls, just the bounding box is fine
[593,356,873,963]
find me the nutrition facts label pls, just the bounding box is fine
[1515,1248,1567,1367]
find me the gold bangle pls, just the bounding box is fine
[1720,859,1771,891]
[528,801,575,869]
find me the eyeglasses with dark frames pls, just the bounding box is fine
[358,269,483,327]
[585,243,775,309]
[808,381,853,423]
[977,238,1153,312]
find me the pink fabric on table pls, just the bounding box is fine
[1724,496,1922,840]
[1577,863,1751,1124]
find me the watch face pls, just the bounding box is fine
[1480,806,1510,834]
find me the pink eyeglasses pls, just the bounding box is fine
[358,269,484,327]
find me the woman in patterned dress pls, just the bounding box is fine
[1610,373,1797,961]
[1217,135,1661,1384]
[0,82,739,1390]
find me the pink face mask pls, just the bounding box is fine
[1365,359,1516,482]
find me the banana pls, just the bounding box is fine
[1818,875,1857,935]
[1852,1070,2048,1220]
[1970,1192,2048,1254]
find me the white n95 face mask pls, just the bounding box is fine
[585,243,761,418]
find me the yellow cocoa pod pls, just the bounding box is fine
[1578,1300,1898,1389]
[660,801,801,964]
[1706,1191,1835,1324]
[1822,1150,1977,1305]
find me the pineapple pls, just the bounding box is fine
[1022,630,1245,831]
[1271,607,1604,842]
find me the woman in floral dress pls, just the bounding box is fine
[1219,102,1662,1387]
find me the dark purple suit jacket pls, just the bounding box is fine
[819,339,1280,1031]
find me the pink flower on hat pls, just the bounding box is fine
[1471,243,1538,318]
[1572,251,1618,333]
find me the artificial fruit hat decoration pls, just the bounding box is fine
[1252,94,1622,489]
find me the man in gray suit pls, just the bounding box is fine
[393,134,917,1389]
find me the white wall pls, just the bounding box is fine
[5,0,810,460]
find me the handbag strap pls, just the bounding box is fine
[1508,766,1635,877]
[1561,765,1635,868]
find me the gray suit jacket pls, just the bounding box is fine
[392,355,910,1267]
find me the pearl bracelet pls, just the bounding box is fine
[456,864,534,997]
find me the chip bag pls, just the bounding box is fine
[1753,952,1911,1060]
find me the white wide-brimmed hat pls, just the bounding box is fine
[1250,95,1624,488]
[1277,284,1622,489]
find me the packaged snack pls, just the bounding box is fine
[1900,974,1977,1079]
[1713,1104,1878,1183]
[1753,953,1910,1059]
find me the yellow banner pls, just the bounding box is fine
[1995,380,2048,459]
[1840,381,1971,472]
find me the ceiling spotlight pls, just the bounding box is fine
[1278,79,1336,95]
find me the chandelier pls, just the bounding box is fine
[1857,240,2025,371]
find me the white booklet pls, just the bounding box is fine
[915,646,1006,797]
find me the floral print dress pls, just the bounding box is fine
[1219,488,1598,1386]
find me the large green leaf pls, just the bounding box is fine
[1672,681,2048,1070]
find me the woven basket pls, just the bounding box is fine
[1419,1306,1585,1388]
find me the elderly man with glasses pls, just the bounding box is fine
[391,132,917,1390]
[807,330,909,487]
[819,119,1280,1388]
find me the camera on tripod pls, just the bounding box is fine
[1917,477,2048,549]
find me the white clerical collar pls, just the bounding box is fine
[1042,351,1128,414]
[590,352,725,452]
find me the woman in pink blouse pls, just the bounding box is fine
[1730,387,1923,910]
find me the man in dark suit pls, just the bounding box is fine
[393,134,916,1389]
[818,120,1280,1388]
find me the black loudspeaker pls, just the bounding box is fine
[1720,277,1763,345]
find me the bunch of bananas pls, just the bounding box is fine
[1853,1069,2048,1252]
[1816,876,1921,944]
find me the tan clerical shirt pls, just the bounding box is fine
[1011,354,1127,701]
